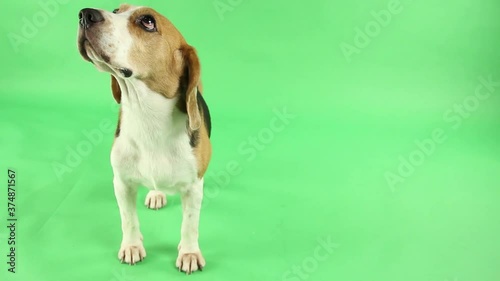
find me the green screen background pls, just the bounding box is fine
[1,0,499,280]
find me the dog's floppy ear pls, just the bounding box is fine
[111,75,121,104]
[180,45,201,131]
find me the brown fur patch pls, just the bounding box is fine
[111,75,121,103]
[181,46,202,130]
[126,7,185,97]
[111,76,122,137]
[194,118,212,178]
[116,3,133,13]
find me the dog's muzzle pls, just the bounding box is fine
[79,8,104,29]
[77,8,134,78]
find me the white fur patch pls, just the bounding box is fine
[111,78,198,193]
[88,7,140,76]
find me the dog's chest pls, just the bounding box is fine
[110,86,197,192]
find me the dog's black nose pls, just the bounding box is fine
[79,8,104,29]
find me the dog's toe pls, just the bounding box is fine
[118,244,146,265]
[144,190,167,210]
[176,252,205,274]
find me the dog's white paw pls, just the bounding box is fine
[176,251,205,274]
[144,190,167,210]
[118,243,146,265]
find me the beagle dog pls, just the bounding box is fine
[77,4,212,274]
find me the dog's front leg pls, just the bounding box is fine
[114,177,146,265]
[176,178,206,274]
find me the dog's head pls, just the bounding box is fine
[77,4,202,129]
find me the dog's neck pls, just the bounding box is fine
[114,76,187,140]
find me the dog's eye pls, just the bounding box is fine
[139,15,156,32]
[112,8,119,14]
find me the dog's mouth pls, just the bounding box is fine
[78,34,133,78]
[78,33,109,64]
[77,36,93,63]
